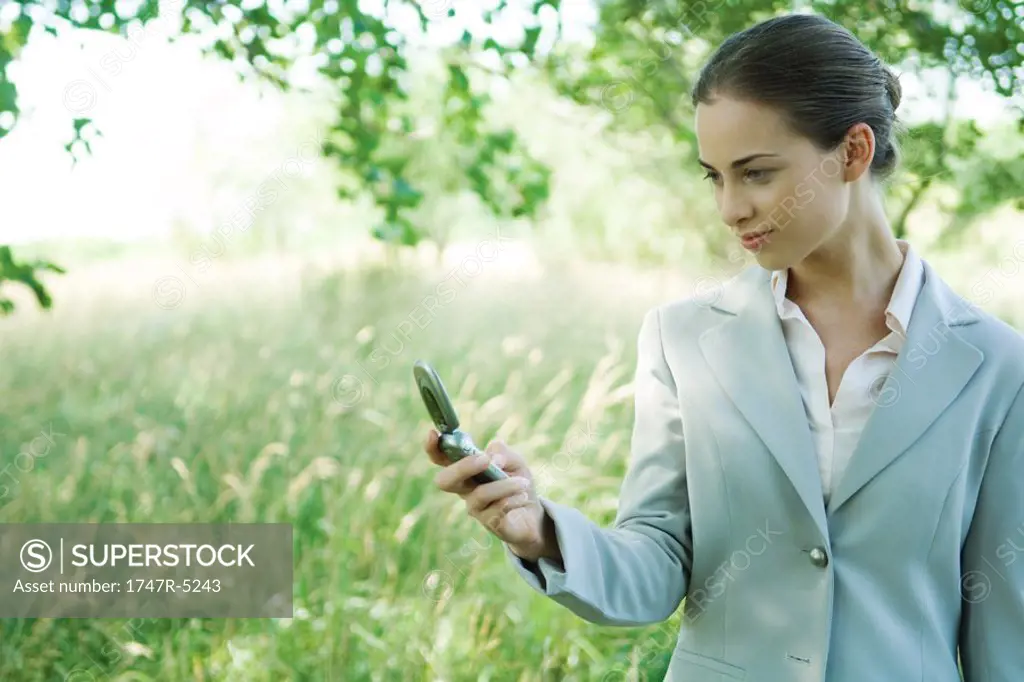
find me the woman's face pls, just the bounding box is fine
[694,95,851,271]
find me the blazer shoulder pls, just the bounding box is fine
[962,305,1024,381]
[927,261,1024,389]
[925,260,1024,360]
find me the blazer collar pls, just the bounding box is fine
[708,256,981,326]
[698,259,984,539]
[769,239,924,343]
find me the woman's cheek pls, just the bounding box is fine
[757,186,796,233]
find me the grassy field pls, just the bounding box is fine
[0,241,1021,681]
[0,249,698,682]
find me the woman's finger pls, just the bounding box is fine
[476,498,540,540]
[423,429,451,467]
[485,439,528,476]
[464,477,531,515]
[434,451,496,494]
[498,492,532,513]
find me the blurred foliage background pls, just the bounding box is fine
[1,0,1023,680]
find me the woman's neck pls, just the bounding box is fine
[786,197,905,315]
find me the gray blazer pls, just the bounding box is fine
[505,259,1024,682]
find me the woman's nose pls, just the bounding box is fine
[719,185,754,228]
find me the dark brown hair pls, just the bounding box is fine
[691,13,903,180]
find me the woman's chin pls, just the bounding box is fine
[749,246,787,271]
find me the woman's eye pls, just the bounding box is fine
[745,168,770,181]
[702,171,720,183]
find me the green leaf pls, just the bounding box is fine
[213,39,235,61]
[0,80,17,122]
[391,177,423,208]
[522,27,542,56]
[448,65,470,93]
[0,246,66,315]
[2,13,34,56]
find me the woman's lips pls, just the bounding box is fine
[740,229,774,250]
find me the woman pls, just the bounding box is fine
[424,13,1024,682]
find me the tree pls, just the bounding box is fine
[0,0,560,313]
[1,1,1022,312]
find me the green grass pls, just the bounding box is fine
[0,256,684,682]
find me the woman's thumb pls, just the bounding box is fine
[485,439,508,469]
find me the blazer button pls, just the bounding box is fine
[809,547,829,568]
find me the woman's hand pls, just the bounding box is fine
[424,429,549,560]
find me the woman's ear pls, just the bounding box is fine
[842,122,875,182]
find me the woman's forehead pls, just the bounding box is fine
[695,98,802,163]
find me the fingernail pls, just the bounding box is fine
[513,476,530,488]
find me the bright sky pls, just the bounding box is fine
[0,0,1015,245]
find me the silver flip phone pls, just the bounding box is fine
[413,360,508,485]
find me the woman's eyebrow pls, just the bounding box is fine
[698,153,781,170]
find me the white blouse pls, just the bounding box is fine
[769,239,924,507]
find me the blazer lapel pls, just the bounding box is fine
[827,260,985,514]
[698,268,830,543]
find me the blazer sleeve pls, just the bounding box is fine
[503,306,693,626]
[959,380,1024,681]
